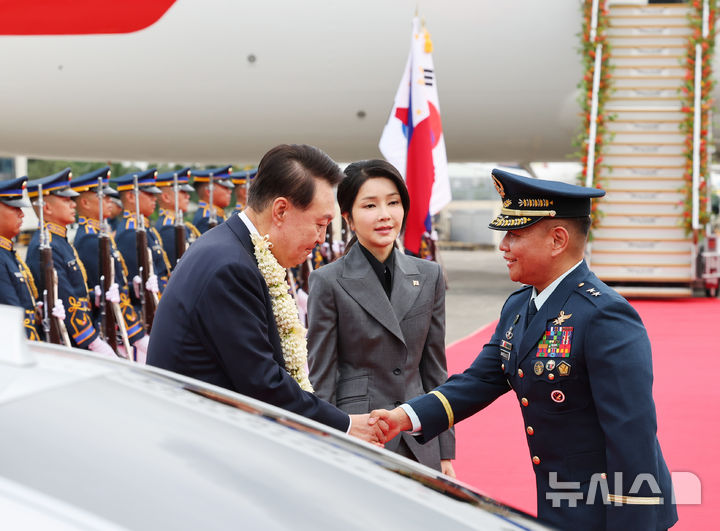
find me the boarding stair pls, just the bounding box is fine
[586,2,714,297]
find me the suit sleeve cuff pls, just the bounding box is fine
[399,404,422,433]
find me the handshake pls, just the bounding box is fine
[348,407,413,446]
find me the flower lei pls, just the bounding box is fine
[251,233,314,392]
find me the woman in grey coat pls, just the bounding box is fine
[307,160,455,475]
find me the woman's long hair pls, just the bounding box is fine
[337,159,410,253]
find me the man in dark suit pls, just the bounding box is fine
[370,169,678,530]
[148,144,383,443]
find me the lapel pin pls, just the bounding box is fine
[552,310,572,326]
[412,280,419,286]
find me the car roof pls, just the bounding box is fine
[0,306,549,530]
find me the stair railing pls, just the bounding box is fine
[585,0,603,188]
[691,0,710,230]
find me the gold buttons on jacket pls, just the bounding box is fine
[578,282,585,287]
[526,426,534,435]
[521,398,529,406]
[532,456,541,465]
[518,369,524,378]
[501,363,505,371]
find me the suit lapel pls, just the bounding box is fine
[390,250,423,322]
[337,245,405,344]
[518,262,589,362]
[226,213,258,264]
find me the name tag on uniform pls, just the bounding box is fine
[500,339,512,360]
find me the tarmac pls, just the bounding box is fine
[439,247,518,344]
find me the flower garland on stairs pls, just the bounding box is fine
[576,0,613,232]
[679,0,718,235]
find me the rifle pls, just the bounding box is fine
[207,173,217,230]
[97,178,119,353]
[133,175,157,332]
[173,172,186,264]
[37,183,71,346]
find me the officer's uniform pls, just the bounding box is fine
[71,168,146,344]
[0,176,41,340]
[192,166,234,234]
[231,168,257,213]
[155,168,201,269]
[405,169,677,530]
[111,169,171,313]
[25,170,100,349]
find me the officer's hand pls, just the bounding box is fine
[441,460,456,478]
[369,407,412,443]
[132,275,142,298]
[106,283,120,304]
[133,335,150,364]
[88,337,116,358]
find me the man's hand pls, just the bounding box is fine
[369,407,412,442]
[349,413,386,447]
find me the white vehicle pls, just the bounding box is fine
[0,305,551,531]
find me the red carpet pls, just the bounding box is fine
[447,298,720,529]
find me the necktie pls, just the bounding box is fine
[525,298,537,330]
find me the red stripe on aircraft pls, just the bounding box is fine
[0,0,176,35]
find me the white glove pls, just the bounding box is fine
[51,298,66,321]
[332,241,344,256]
[321,242,330,255]
[295,288,308,315]
[94,285,102,307]
[133,275,142,298]
[133,335,150,365]
[145,274,159,294]
[88,337,116,358]
[106,283,120,304]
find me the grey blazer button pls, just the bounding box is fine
[393,368,401,375]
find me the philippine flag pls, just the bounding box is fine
[379,17,451,255]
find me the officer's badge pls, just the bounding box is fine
[557,361,571,377]
[535,326,573,358]
[500,340,512,360]
[551,390,565,403]
[533,360,544,375]
[552,310,572,326]
[545,359,556,371]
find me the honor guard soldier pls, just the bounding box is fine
[112,169,171,328]
[0,176,42,340]
[231,168,257,213]
[370,169,678,531]
[71,167,149,361]
[155,167,201,269]
[25,169,116,356]
[107,196,123,235]
[192,165,234,234]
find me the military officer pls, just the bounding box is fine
[71,167,148,360]
[370,169,678,531]
[231,168,257,213]
[112,169,171,312]
[25,169,115,356]
[0,176,42,340]
[155,167,201,269]
[192,165,234,233]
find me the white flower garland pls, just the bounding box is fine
[251,233,314,392]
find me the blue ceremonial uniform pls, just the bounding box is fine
[0,236,41,340]
[192,201,227,234]
[74,217,146,343]
[192,166,234,234]
[147,213,350,432]
[26,223,99,348]
[408,263,676,530]
[405,168,677,530]
[155,209,201,268]
[115,211,171,307]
